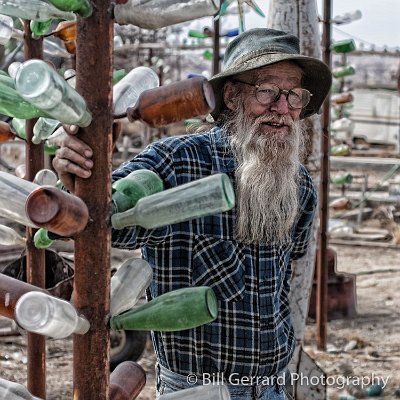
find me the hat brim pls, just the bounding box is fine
[209,53,332,120]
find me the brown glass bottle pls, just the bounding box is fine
[51,21,77,54]
[109,361,146,400]
[25,186,89,237]
[0,121,16,143]
[126,76,215,127]
[0,274,47,320]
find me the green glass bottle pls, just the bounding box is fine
[188,30,209,39]
[111,173,235,230]
[331,39,356,54]
[47,0,93,18]
[112,169,164,213]
[331,173,353,185]
[30,20,53,39]
[112,69,126,85]
[0,81,47,119]
[109,286,218,332]
[203,49,213,60]
[330,143,351,156]
[34,228,54,249]
[332,64,356,78]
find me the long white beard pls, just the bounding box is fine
[223,107,305,244]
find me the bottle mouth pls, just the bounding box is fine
[25,186,61,225]
[206,288,218,320]
[15,292,51,331]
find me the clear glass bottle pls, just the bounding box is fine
[0,377,43,400]
[0,224,26,246]
[113,66,159,118]
[109,361,146,400]
[110,258,153,316]
[45,125,68,147]
[114,0,221,29]
[159,384,231,400]
[15,291,90,339]
[47,0,92,18]
[0,0,75,22]
[126,76,215,128]
[32,117,61,144]
[25,185,89,236]
[0,273,47,320]
[0,14,24,45]
[109,286,218,332]
[111,173,235,230]
[33,169,59,186]
[0,171,40,227]
[15,59,92,127]
[112,169,164,213]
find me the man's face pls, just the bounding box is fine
[224,61,304,140]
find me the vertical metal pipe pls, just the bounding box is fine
[73,1,113,398]
[23,21,47,399]
[316,0,332,350]
[212,17,221,75]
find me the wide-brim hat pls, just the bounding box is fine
[209,28,332,120]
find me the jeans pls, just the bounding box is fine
[156,364,291,399]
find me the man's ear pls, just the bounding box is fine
[223,81,238,111]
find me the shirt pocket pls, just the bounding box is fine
[192,234,245,302]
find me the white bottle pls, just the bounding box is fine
[110,258,153,316]
[113,66,159,117]
[15,291,90,339]
[115,0,221,29]
[33,169,58,186]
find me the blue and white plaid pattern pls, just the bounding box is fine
[112,127,317,378]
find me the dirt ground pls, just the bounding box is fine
[0,243,399,400]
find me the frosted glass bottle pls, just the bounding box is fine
[159,384,231,400]
[15,59,92,127]
[0,224,26,246]
[0,81,47,119]
[32,117,61,144]
[15,291,90,339]
[0,0,75,22]
[113,66,159,118]
[114,0,221,29]
[0,378,43,400]
[45,125,68,147]
[111,173,235,230]
[0,14,24,45]
[110,258,153,316]
[112,169,164,213]
[0,171,40,228]
[109,286,218,332]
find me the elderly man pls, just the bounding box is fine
[53,28,331,400]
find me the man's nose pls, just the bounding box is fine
[269,94,290,114]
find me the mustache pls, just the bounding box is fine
[255,114,294,126]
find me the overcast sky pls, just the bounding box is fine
[236,0,400,50]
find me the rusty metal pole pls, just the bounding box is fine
[23,21,47,399]
[212,16,221,75]
[316,0,332,350]
[73,1,113,398]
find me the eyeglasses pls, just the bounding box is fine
[233,80,312,109]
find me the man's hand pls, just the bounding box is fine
[52,125,93,193]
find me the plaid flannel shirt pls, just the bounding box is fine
[111,127,317,378]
